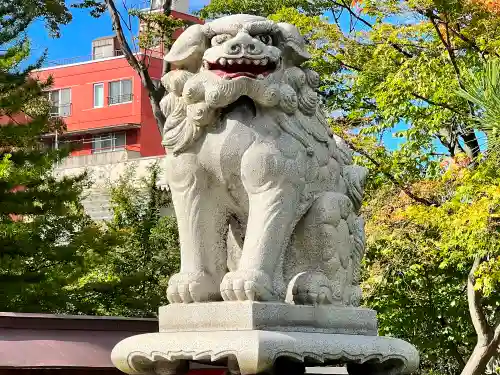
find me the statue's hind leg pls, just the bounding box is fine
[285,192,355,305]
[165,153,229,303]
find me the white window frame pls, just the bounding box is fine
[93,83,104,108]
[108,79,133,105]
[91,132,126,154]
[48,88,72,117]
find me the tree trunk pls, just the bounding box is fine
[462,256,500,375]
[461,342,498,375]
[461,129,481,160]
[104,0,167,135]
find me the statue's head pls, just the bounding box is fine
[160,14,324,154]
[164,14,311,79]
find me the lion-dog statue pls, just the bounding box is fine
[160,14,368,306]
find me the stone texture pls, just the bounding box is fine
[158,302,377,336]
[111,330,419,375]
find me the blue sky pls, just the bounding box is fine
[27,0,210,65]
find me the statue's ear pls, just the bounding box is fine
[164,24,208,72]
[277,23,311,65]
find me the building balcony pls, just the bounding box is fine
[42,49,125,68]
[108,93,133,105]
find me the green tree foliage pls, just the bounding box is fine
[0,0,115,313]
[363,156,500,374]
[198,0,322,18]
[69,165,180,317]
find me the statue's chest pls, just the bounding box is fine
[199,113,304,180]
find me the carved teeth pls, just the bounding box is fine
[236,58,244,64]
[244,58,251,64]
[253,59,260,65]
[260,58,268,65]
[203,60,209,69]
[228,59,235,65]
[219,57,227,65]
[257,74,265,80]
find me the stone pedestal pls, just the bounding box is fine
[111,302,419,375]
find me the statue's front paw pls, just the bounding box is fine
[167,272,221,303]
[220,270,276,301]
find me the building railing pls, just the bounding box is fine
[108,94,133,105]
[42,49,125,68]
[49,103,72,117]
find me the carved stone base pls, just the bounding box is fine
[111,329,419,375]
[112,302,418,375]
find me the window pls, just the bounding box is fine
[108,79,132,105]
[92,132,126,153]
[48,88,71,117]
[93,83,104,108]
[93,44,114,59]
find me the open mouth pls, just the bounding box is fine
[204,57,277,79]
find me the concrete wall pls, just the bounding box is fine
[57,150,142,169]
[55,154,166,189]
[54,154,168,221]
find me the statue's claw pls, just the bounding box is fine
[167,272,221,303]
[220,270,276,301]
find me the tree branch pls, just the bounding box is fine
[161,0,172,79]
[332,2,413,58]
[427,13,481,160]
[104,0,165,134]
[468,255,491,344]
[104,0,142,74]
[428,15,462,87]
[411,92,466,116]
[341,136,436,206]
[448,25,491,59]
[425,10,498,59]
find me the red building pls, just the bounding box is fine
[33,7,201,161]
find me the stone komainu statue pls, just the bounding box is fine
[160,14,368,306]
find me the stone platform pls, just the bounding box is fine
[158,302,378,335]
[111,302,419,375]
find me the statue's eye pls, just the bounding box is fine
[256,34,273,45]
